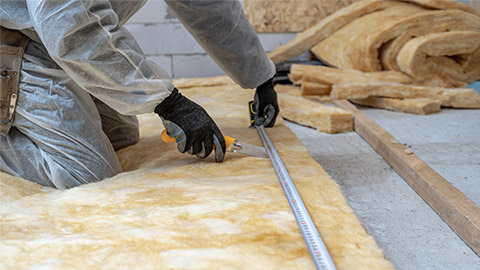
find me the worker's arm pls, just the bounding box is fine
[165,0,279,127]
[26,0,173,115]
[27,0,225,160]
[165,0,275,89]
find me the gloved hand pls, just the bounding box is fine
[155,88,226,162]
[254,78,279,127]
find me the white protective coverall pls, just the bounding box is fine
[0,0,276,189]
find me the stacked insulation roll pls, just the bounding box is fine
[311,0,480,87]
[267,0,480,115]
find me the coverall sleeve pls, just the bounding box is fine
[165,0,276,89]
[26,0,174,115]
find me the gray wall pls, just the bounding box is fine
[124,0,306,79]
[124,0,475,79]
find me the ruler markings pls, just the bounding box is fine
[256,125,336,270]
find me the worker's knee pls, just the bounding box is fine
[105,116,140,151]
[45,155,122,189]
[1,151,121,189]
[117,133,139,150]
[94,97,140,151]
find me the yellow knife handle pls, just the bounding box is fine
[161,129,235,149]
[161,129,176,143]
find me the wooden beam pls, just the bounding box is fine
[333,99,480,256]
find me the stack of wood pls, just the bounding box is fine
[288,64,480,115]
[266,0,480,115]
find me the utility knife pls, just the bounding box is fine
[161,130,268,159]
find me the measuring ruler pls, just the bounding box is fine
[256,125,336,270]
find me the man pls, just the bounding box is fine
[0,0,279,189]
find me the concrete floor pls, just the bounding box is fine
[284,107,480,270]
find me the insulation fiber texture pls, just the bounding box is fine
[243,0,360,32]
[311,0,480,86]
[0,79,393,269]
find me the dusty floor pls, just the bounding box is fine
[285,107,480,270]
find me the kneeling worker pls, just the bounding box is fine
[0,0,279,189]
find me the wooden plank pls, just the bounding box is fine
[333,99,480,256]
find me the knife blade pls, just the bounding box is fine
[161,130,268,159]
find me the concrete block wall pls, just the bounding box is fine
[125,0,475,79]
[124,0,306,79]
[465,0,480,12]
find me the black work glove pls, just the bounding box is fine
[155,88,226,162]
[254,78,279,127]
